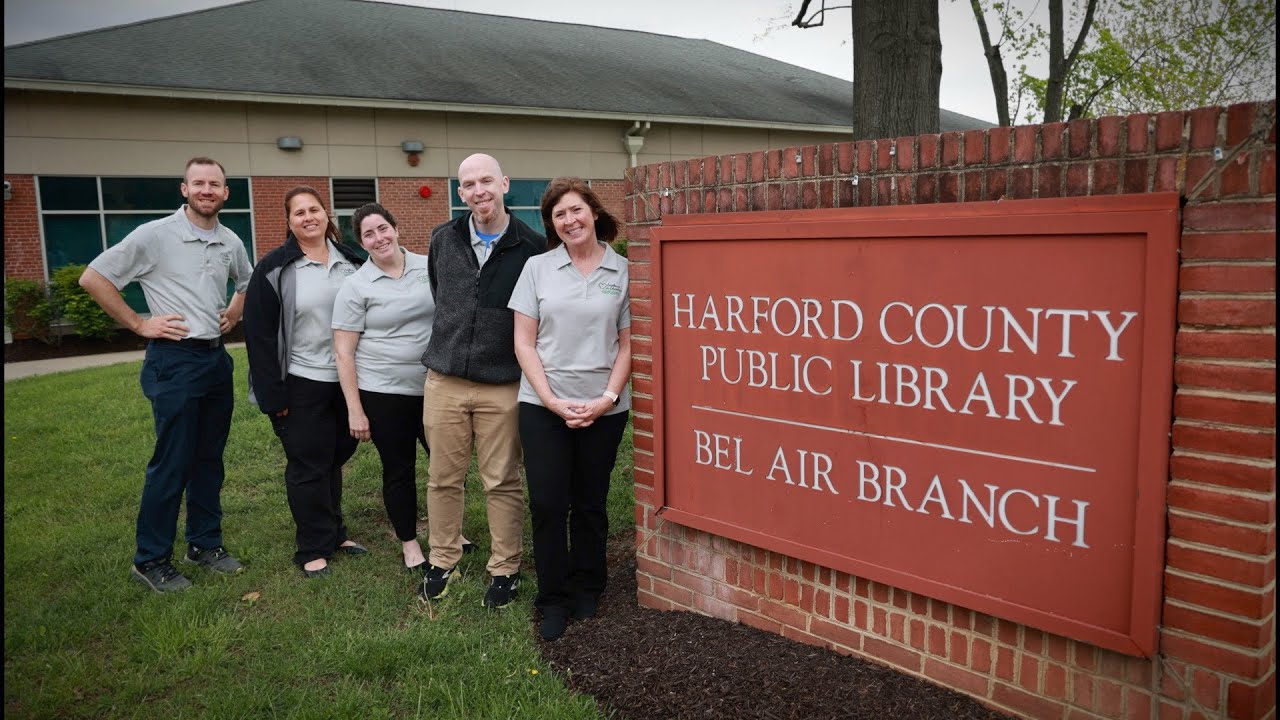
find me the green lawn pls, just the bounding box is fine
[4,348,634,719]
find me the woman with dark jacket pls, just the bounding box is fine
[244,186,368,578]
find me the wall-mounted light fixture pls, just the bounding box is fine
[276,136,303,151]
[401,140,425,167]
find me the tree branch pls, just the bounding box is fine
[970,0,1011,125]
[792,0,852,28]
[1062,0,1099,71]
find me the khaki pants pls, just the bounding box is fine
[423,372,523,575]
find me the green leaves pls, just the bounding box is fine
[973,0,1275,123]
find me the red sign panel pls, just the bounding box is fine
[648,195,1179,656]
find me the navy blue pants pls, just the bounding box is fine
[136,341,234,566]
[519,403,628,613]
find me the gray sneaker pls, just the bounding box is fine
[182,545,245,575]
[131,560,193,593]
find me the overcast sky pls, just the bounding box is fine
[5,0,1012,123]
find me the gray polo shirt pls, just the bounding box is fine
[88,206,252,340]
[508,242,631,415]
[331,249,435,396]
[288,240,357,383]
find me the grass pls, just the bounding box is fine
[3,348,635,719]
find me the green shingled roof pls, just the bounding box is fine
[4,0,991,131]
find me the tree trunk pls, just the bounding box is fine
[850,0,942,140]
[969,0,1011,126]
[1043,0,1067,122]
[1042,0,1097,123]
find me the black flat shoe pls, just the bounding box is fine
[337,542,368,556]
[539,611,568,641]
[461,541,477,555]
[302,565,331,579]
[572,593,599,620]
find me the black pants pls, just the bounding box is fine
[519,402,628,613]
[360,389,428,542]
[271,375,359,565]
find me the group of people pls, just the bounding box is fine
[79,153,632,641]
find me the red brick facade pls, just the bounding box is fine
[624,101,1277,720]
[591,179,628,238]
[4,175,43,281]
[249,176,332,260]
[377,177,450,253]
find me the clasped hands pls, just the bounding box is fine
[549,396,609,428]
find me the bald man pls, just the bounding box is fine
[418,154,546,608]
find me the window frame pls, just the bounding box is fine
[34,175,256,315]
[329,177,379,258]
[449,178,557,232]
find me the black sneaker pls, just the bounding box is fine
[483,573,521,609]
[131,559,192,593]
[419,564,458,601]
[182,545,244,575]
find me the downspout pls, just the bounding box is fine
[623,120,651,167]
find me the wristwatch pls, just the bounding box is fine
[602,390,620,406]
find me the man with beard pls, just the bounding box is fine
[80,157,254,593]
[418,153,545,608]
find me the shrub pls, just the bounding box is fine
[611,238,628,258]
[50,265,119,341]
[4,278,58,345]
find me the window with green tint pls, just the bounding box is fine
[42,216,104,271]
[105,214,170,246]
[38,176,257,317]
[450,179,548,213]
[336,215,369,260]
[119,283,149,313]
[450,207,545,234]
[225,179,251,210]
[101,177,184,211]
[38,177,99,211]
[219,214,255,264]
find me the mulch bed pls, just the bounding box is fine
[538,539,1012,720]
[4,326,246,364]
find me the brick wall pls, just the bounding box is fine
[624,101,1277,720]
[377,177,450,254]
[591,179,628,238]
[3,175,43,281]
[249,176,332,260]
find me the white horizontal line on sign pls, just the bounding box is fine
[690,405,1097,474]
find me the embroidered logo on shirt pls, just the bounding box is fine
[597,281,623,296]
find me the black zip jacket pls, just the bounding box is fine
[421,211,545,384]
[243,233,365,414]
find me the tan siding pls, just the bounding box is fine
[4,90,848,180]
